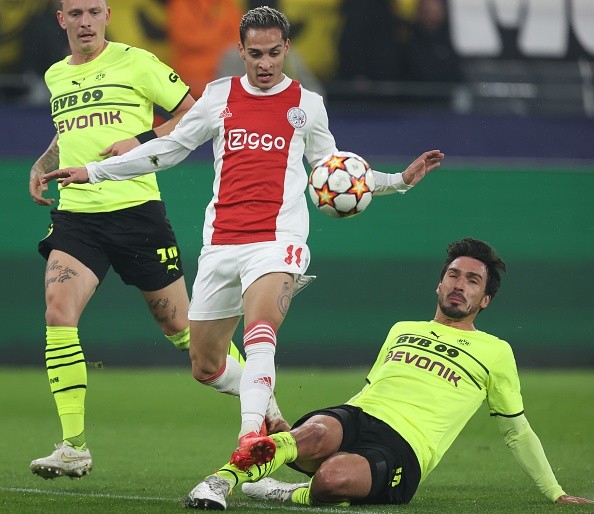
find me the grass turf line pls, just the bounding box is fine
[0,368,592,513]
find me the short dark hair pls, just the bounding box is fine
[239,6,290,44]
[440,238,506,298]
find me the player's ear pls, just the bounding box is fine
[480,294,491,310]
[285,38,291,54]
[238,41,245,60]
[105,6,111,24]
[57,10,66,29]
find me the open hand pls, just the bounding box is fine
[29,169,55,206]
[555,494,594,504]
[402,149,445,186]
[42,167,89,187]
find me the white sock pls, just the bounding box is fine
[198,355,243,396]
[239,321,276,437]
[266,391,283,421]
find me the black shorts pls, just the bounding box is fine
[38,200,184,291]
[290,404,421,505]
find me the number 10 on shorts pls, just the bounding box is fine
[157,246,179,263]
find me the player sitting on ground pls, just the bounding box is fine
[182,238,593,509]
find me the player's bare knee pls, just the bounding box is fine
[158,318,187,337]
[311,463,351,501]
[293,421,335,458]
[45,304,77,326]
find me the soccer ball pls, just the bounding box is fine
[308,151,375,218]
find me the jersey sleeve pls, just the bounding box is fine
[303,96,337,167]
[497,415,566,502]
[130,47,190,112]
[487,343,524,417]
[167,87,217,150]
[372,170,413,196]
[87,135,192,182]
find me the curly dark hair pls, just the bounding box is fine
[239,6,290,44]
[440,238,506,298]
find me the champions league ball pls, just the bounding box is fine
[308,151,375,218]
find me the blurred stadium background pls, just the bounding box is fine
[1,0,593,368]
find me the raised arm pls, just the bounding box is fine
[497,414,593,504]
[29,134,59,206]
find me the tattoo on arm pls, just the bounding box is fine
[32,135,60,176]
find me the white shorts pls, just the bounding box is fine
[188,241,314,321]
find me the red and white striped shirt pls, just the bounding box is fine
[88,75,337,245]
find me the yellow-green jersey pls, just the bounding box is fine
[348,320,524,482]
[45,41,190,213]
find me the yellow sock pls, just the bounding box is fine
[290,484,312,504]
[227,340,245,366]
[167,329,244,364]
[166,327,190,350]
[291,482,350,507]
[216,432,297,488]
[46,326,87,449]
[214,432,349,508]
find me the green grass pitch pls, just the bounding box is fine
[0,367,592,513]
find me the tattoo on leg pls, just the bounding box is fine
[153,313,171,323]
[45,259,80,287]
[147,297,171,309]
[277,281,291,315]
[148,297,172,324]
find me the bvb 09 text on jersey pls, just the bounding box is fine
[384,336,463,387]
[52,87,124,134]
[52,88,104,113]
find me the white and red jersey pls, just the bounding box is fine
[88,74,337,245]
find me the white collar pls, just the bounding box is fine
[240,74,292,95]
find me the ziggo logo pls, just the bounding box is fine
[227,128,286,152]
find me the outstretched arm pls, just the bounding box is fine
[42,134,193,187]
[372,149,444,196]
[99,93,196,157]
[42,166,90,186]
[29,134,59,205]
[497,415,593,504]
[43,93,214,187]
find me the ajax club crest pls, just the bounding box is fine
[287,107,306,129]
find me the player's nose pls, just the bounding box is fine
[80,11,92,26]
[258,57,272,69]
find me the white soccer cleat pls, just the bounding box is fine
[30,442,92,479]
[242,477,309,503]
[185,475,231,510]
